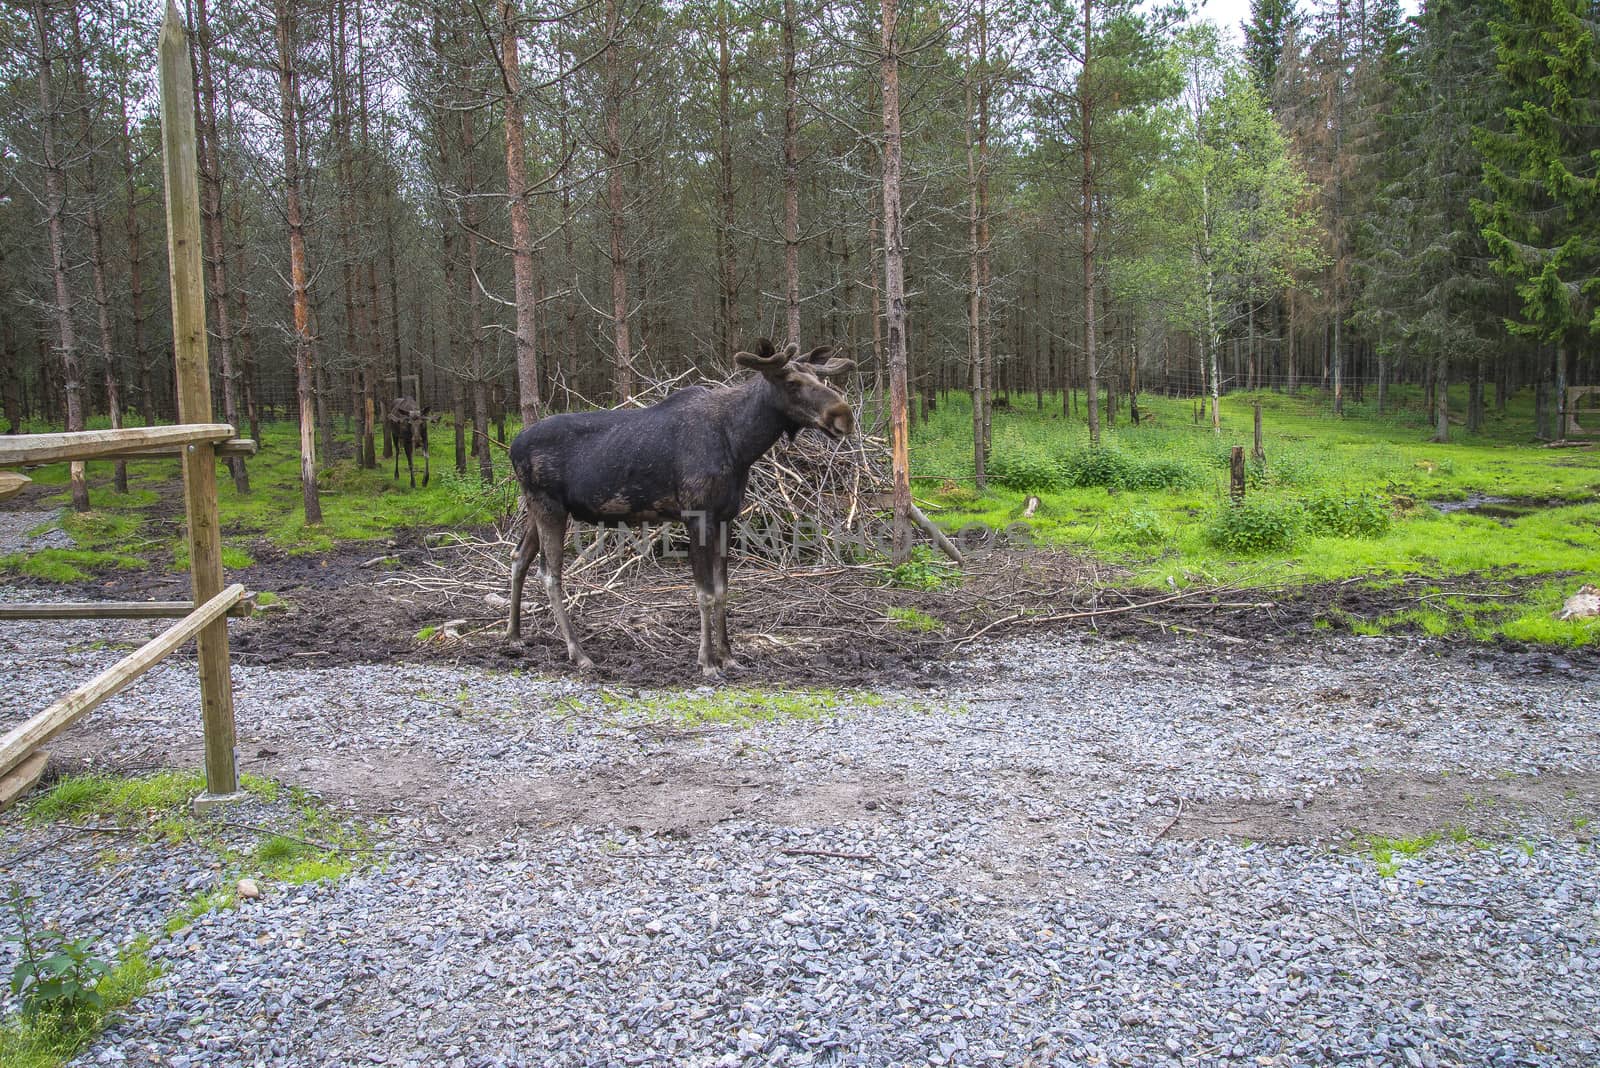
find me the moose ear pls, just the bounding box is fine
[802,345,833,364]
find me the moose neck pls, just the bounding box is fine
[721,375,798,471]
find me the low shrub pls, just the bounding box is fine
[1205,499,1301,555]
[986,438,1064,492]
[1118,456,1205,491]
[884,547,960,590]
[1105,508,1172,547]
[1061,447,1133,488]
[1303,492,1392,539]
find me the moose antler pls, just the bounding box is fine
[801,346,855,379]
[734,338,791,374]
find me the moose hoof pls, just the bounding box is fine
[720,658,744,674]
[574,655,596,673]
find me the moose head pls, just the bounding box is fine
[734,340,856,441]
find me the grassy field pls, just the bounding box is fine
[2,417,508,580]
[3,384,1596,644]
[912,385,1599,645]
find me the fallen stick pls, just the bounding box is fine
[780,847,876,861]
[907,502,963,565]
[1153,798,1185,841]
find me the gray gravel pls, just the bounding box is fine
[1,587,1597,1066]
[0,508,74,553]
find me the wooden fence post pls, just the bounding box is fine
[1230,445,1246,502]
[160,0,238,802]
[1252,402,1265,463]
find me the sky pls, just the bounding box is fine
[1185,0,1423,43]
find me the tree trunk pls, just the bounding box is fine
[275,0,321,523]
[880,0,912,563]
[1080,0,1100,446]
[781,0,802,345]
[118,59,153,426]
[603,0,632,403]
[1431,355,1449,443]
[34,0,88,511]
[68,9,128,493]
[964,50,985,493]
[460,109,493,483]
[2,315,21,432]
[194,0,247,491]
[1468,356,1485,433]
[501,0,542,429]
[715,0,737,364]
[226,193,259,443]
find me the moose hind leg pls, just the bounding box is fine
[538,513,592,671]
[507,510,540,641]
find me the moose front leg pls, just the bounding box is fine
[688,538,720,678]
[507,509,540,641]
[712,540,740,672]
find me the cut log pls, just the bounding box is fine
[0,750,50,813]
[0,471,31,501]
[907,502,963,565]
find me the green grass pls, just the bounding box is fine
[0,549,146,583]
[10,415,507,568]
[600,686,886,728]
[1356,831,1445,877]
[0,939,160,1068]
[911,386,1600,645]
[25,769,369,904]
[887,606,943,632]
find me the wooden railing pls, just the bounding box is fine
[0,2,250,812]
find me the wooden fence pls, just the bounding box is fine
[0,2,250,811]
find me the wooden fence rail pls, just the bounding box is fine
[0,2,247,812]
[0,585,247,785]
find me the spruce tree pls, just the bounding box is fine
[1244,0,1300,96]
[1474,0,1600,432]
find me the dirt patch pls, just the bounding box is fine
[250,743,911,841]
[1167,770,1600,845]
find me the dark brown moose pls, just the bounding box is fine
[507,340,855,676]
[386,397,433,488]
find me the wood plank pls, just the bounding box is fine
[0,424,236,467]
[0,584,245,780]
[0,597,256,620]
[161,0,238,800]
[90,436,258,461]
[0,471,31,501]
[0,750,50,813]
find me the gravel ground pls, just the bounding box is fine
[0,509,74,553]
[2,585,1598,1067]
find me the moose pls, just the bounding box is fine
[386,397,433,488]
[507,340,855,676]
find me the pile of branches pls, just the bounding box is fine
[381,532,1273,684]
[382,371,1280,681]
